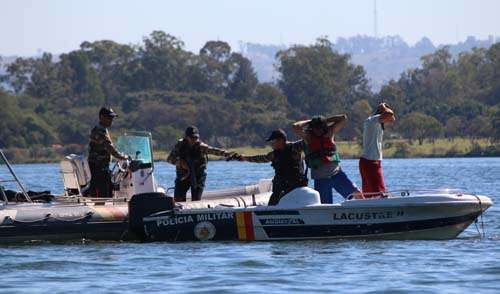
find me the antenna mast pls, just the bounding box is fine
[374,0,378,38]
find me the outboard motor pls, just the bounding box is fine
[60,154,91,196]
[128,192,175,240]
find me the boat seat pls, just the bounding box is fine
[60,154,91,196]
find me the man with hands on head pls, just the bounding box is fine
[292,114,364,203]
[359,103,396,196]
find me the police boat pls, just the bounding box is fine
[130,187,492,242]
[0,132,269,243]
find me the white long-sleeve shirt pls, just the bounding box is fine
[361,114,384,161]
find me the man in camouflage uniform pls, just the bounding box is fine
[88,107,128,198]
[234,129,308,205]
[167,126,234,202]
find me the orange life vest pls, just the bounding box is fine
[304,135,340,169]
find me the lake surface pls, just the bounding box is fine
[1,158,499,293]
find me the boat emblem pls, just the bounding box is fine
[194,221,216,241]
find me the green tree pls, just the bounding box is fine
[62,51,104,106]
[444,116,463,139]
[25,53,64,99]
[79,40,137,102]
[254,83,288,111]
[377,80,408,115]
[226,53,258,100]
[198,40,233,94]
[342,99,373,140]
[136,31,191,91]
[492,108,500,142]
[398,112,444,145]
[5,57,35,94]
[466,116,492,140]
[200,40,232,62]
[277,37,371,115]
[484,43,500,105]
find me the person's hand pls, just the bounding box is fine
[226,152,243,161]
[381,102,392,110]
[233,153,246,161]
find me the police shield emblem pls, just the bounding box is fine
[194,221,216,240]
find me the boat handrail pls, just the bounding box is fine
[389,189,463,196]
[0,149,32,203]
[181,184,262,200]
[351,189,464,199]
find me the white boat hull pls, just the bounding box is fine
[140,190,492,242]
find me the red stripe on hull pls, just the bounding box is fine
[244,212,254,241]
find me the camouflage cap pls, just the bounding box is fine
[99,107,118,118]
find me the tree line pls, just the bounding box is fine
[0,31,499,156]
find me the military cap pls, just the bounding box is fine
[99,107,118,118]
[266,129,287,141]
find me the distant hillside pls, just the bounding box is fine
[240,35,500,90]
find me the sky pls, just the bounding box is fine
[1,0,500,56]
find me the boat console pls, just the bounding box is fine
[276,187,321,208]
[112,131,163,199]
[59,131,164,201]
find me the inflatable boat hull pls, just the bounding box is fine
[0,203,131,243]
[0,192,270,243]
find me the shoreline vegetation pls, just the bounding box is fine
[2,138,498,164]
[1,32,499,162]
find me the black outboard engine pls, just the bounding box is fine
[128,192,174,240]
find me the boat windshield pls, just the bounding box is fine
[116,132,153,167]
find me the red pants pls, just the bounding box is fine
[359,157,386,196]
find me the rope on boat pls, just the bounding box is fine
[472,194,486,238]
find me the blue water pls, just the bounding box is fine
[1,158,499,293]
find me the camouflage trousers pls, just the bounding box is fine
[88,162,112,198]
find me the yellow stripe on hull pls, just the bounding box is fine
[235,212,247,240]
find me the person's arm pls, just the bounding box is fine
[241,151,274,163]
[91,128,127,160]
[324,114,346,135]
[288,140,305,154]
[200,143,233,157]
[325,114,347,125]
[292,119,310,139]
[166,145,179,165]
[166,142,188,170]
[293,114,347,138]
[379,112,395,124]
